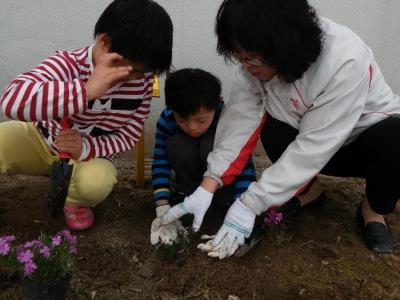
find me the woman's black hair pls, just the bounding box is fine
[95,0,173,74]
[165,68,222,118]
[216,0,325,82]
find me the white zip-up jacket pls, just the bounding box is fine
[205,17,400,215]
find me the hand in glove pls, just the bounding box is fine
[197,200,255,259]
[150,204,186,245]
[160,186,213,232]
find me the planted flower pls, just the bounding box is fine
[263,210,292,246]
[0,230,78,300]
[157,230,190,265]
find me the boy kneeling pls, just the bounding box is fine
[150,69,262,256]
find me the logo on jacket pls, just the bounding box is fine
[290,98,301,110]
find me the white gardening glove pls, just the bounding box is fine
[160,186,213,232]
[150,205,186,245]
[197,200,255,259]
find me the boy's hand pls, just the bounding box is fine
[160,186,213,232]
[55,128,83,160]
[85,53,132,101]
[150,204,187,245]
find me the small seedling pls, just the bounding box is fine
[157,230,191,265]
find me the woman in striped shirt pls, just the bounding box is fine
[0,0,173,230]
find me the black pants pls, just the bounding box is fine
[166,132,235,206]
[260,116,400,215]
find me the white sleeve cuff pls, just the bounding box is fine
[78,137,90,161]
[156,204,171,217]
[203,171,223,187]
[240,189,266,216]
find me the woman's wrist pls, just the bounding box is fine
[200,176,219,194]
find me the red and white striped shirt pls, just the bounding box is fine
[0,45,153,160]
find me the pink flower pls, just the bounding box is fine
[17,249,34,264]
[24,240,43,249]
[24,261,37,276]
[1,232,78,280]
[70,246,78,254]
[0,235,15,256]
[0,243,11,256]
[51,235,62,246]
[264,210,283,226]
[61,230,77,244]
[39,245,51,259]
[0,235,15,244]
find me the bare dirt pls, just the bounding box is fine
[1,151,400,300]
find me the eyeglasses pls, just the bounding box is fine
[232,55,265,66]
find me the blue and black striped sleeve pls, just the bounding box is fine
[151,109,175,202]
[233,156,257,200]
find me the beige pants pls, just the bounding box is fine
[0,121,117,207]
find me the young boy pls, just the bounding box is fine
[0,0,173,230]
[150,68,261,255]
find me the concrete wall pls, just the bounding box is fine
[1,0,399,156]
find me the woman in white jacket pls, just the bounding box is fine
[161,0,400,257]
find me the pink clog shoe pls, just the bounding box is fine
[64,204,94,230]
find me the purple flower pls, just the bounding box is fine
[61,230,77,244]
[24,240,43,249]
[0,243,11,256]
[17,250,34,264]
[264,210,283,226]
[69,246,78,255]
[0,235,15,256]
[1,232,77,280]
[51,235,62,246]
[176,249,186,257]
[24,261,37,276]
[0,235,15,243]
[39,245,51,259]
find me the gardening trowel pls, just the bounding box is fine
[47,117,74,218]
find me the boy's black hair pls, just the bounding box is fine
[165,68,222,118]
[95,0,173,74]
[215,0,324,82]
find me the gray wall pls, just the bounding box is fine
[1,0,399,156]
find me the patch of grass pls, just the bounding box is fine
[265,224,293,247]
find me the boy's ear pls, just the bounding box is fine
[97,33,112,52]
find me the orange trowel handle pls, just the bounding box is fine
[59,117,72,159]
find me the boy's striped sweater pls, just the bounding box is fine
[151,107,256,202]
